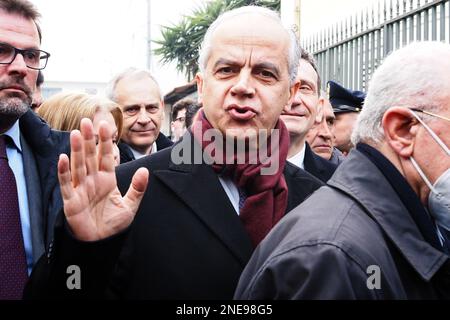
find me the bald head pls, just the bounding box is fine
[198,6,300,84]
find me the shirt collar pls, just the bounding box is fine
[130,142,157,160]
[3,120,22,152]
[287,142,306,169]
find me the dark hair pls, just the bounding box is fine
[0,0,42,41]
[185,102,202,129]
[172,98,194,121]
[36,70,44,87]
[301,48,321,95]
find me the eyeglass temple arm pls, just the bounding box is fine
[409,108,450,122]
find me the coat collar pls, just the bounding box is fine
[328,149,448,281]
[303,143,321,174]
[151,133,254,266]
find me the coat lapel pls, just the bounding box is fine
[284,161,324,213]
[20,135,45,265]
[303,143,324,179]
[19,111,67,248]
[152,134,254,266]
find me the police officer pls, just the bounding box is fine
[328,81,365,155]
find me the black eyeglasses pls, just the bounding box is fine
[0,42,50,70]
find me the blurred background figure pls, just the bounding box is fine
[37,92,123,166]
[281,50,336,183]
[31,70,44,112]
[106,68,172,163]
[306,94,345,166]
[328,80,365,156]
[170,98,193,142]
[306,95,335,160]
[184,102,202,130]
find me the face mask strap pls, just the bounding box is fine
[410,110,450,156]
[409,156,437,194]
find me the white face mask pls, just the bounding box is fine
[409,110,450,231]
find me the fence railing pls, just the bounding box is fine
[301,0,449,91]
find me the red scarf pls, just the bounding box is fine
[191,110,289,247]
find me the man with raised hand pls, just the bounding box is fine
[25,6,322,299]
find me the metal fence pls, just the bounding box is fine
[301,0,450,91]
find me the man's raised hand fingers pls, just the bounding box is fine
[80,118,98,176]
[97,121,115,173]
[123,168,149,213]
[70,130,87,187]
[58,153,75,204]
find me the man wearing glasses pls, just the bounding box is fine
[0,0,65,299]
[170,98,193,142]
[236,41,450,299]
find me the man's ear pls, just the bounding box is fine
[195,73,204,104]
[382,107,419,158]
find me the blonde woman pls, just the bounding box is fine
[38,92,123,166]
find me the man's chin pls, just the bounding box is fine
[224,127,260,140]
[0,97,30,119]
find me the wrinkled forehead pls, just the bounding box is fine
[209,13,291,57]
[0,9,39,44]
[117,75,162,100]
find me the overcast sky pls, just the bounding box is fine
[30,0,382,95]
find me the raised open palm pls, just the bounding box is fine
[58,118,149,241]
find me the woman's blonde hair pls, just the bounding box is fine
[38,92,123,139]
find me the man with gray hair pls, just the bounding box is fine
[235,41,450,299]
[106,68,173,163]
[25,6,322,299]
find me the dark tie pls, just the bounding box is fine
[238,187,247,212]
[0,135,28,300]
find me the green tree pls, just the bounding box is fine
[153,0,281,81]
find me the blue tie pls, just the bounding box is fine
[0,135,28,299]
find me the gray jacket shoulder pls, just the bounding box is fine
[235,186,399,299]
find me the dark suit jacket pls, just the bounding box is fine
[303,143,337,183]
[18,110,70,264]
[25,132,323,299]
[118,133,173,164]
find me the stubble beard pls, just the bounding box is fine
[0,76,33,121]
[0,94,30,117]
[0,93,31,131]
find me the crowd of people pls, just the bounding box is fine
[0,0,449,300]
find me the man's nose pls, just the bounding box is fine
[136,108,151,123]
[318,121,333,140]
[283,97,301,113]
[7,53,28,77]
[230,71,255,98]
